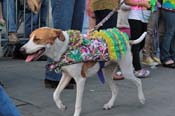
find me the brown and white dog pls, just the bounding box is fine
[20,27,147,116]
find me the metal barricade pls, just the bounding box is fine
[0,0,51,56]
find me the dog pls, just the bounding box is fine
[20,27,147,116]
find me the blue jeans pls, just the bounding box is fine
[46,0,85,81]
[160,10,175,62]
[24,0,48,37]
[51,0,85,30]
[0,85,21,116]
[2,0,17,32]
[45,58,62,81]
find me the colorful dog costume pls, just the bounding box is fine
[48,28,129,71]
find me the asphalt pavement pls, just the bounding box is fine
[0,57,175,116]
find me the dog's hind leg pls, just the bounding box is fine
[102,64,118,110]
[118,46,145,104]
[73,76,86,116]
[53,72,72,111]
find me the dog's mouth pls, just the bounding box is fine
[25,48,45,62]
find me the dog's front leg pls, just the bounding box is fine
[73,77,86,116]
[103,66,118,110]
[53,72,72,111]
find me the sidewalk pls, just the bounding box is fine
[0,58,175,116]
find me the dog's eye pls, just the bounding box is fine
[33,38,40,42]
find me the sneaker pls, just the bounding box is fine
[142,57,158,66]
[134,69,150,78]
[8,32,19,44]
[152,56,161,64]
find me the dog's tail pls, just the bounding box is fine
[129,32,147,45]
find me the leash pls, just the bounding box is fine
[87,1,125,84]
[88,1,125,33]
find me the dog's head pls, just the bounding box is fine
[20,27,65,62]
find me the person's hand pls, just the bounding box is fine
[140,0,151,9]
[86,0,95,18]
[27,0,41,14]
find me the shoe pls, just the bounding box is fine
[44,79,75,89]
[142,57,158,66]
[112,71,124,80]
[134,69,150,78]
[162,63,175,69]
[162,60,175,68]
[12,43,27,59]
[152,56,161,64]
[8,32,19,44]
[44,79,59,88]
[0,81,4,87]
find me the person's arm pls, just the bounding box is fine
[86,0,95,18]
[124,0,151,9]
[121,3,131,11]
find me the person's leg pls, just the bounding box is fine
[45,58,62,81]
[2,0,16,32]
[129,19,145,71]
[24,12,39,38]
[71,0,85,31]
[51,0,75,30]
[142,11,159,65]
[129,19,150,78]
[170,33,175,62]
[2,0,18,44]
[24,0,48,38]
[40,0,48,27]
[0,2,5,25]
[160,10,175,64]
[0,85,21,116]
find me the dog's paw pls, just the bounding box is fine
[56,103,67,111]
[139,94,145,105]
[139,98,145,105]
[58,104,67,111]
[103,103,113,110]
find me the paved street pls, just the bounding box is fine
[0,57,175,116]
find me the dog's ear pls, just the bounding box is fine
[29,30,36,39]
[53,29,65,41]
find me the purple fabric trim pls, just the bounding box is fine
[97,61,105,84]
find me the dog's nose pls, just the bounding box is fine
[20,47,26,54]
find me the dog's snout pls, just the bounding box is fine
[20,47,26,54]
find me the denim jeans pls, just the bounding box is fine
[143,10,160,58]
[45,58,62,81]
[160,10,175,62]
[0,85,21,116]
[51,0,85,30]
[46,0,85,81]
[24,0,48,37]
[2,0,17,32]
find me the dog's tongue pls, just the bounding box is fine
[25,54,36,62]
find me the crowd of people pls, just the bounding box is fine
[0,0,175,115]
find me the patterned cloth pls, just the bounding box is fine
[49,28,129,70]
[162,0,175,9]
